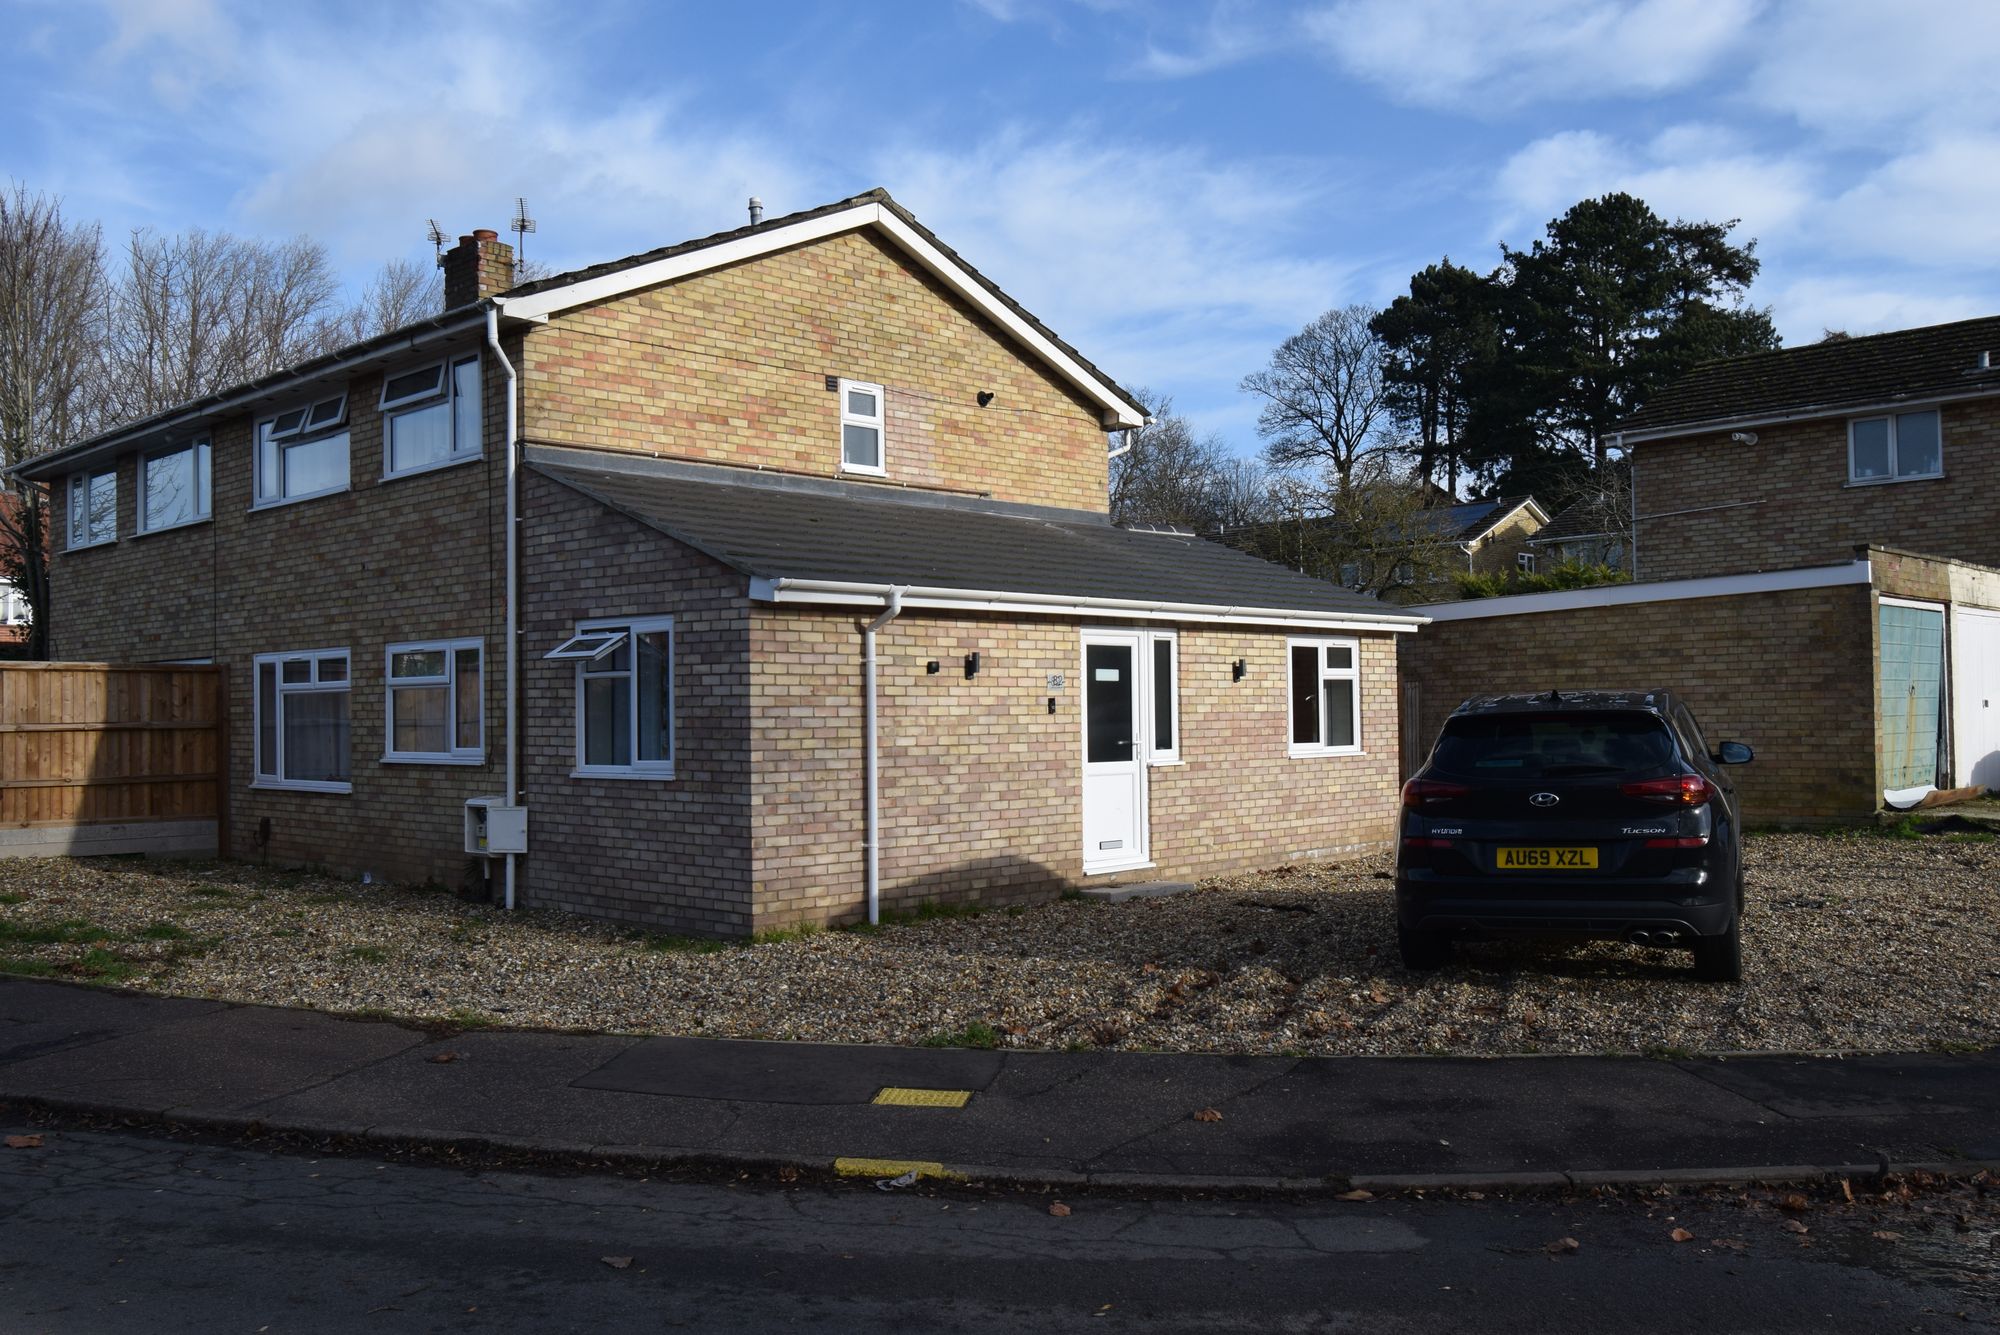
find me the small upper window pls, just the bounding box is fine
[1849,409,1942,483]
[383,355,481,477]
[1516,551,1536,574]
[67,468,117,548]
[257,389,351,505]
[140,439,212,533]
[838,378,885,476]
[1288,638,1361,757]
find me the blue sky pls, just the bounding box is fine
[6,0,1998,453]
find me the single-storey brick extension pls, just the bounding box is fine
[19,191,1422,935]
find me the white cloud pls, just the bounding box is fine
[1128,4,1272,78]
[1820,137,2000,269]
[1304,0,1757,111]
[1491,124,1816,245]
[1764,276,1989,345]
[1750,3,2000,137]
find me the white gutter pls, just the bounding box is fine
[486,307,522,911]
[1615,384,2000,446]
[748,578,1427,633]
[1413,558,1872,622]
[861,588,906,926]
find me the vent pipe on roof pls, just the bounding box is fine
[748,197,763,227]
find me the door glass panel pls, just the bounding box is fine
[1086,643,1134,764]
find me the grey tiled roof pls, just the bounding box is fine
[528,451,1412,620]
[1620,314,2000,436]
[1528,493,1625,544]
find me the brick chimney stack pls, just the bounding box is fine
[442,228,515,309]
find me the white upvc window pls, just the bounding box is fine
[1516,550,1536,574]
[66,468,117,548]
[384,638,484,764]
[559,616,674,778]
[139,438,212,533]
[0,581,28,626]
[1146,630,1181,765]
[838,378,885,476]
[1849,408,1942,484]
[382,354,482,478]
[1287,637,1362,757]
[255,390,350,506]
[253,649,352,792]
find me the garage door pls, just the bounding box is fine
[1879,602,1945,793]
[1953,607,2000,789]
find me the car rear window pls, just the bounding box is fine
[1431,711,1678,780]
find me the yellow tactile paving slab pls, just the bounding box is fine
[831,1157,958,1181]
[871,1087,973,1108]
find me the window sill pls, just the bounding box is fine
[570,767,676,782]
[1845,472,1945,489]
[250,485,350,512]
[250,779,353,795]
[134,516,213,540]
[381,754,487,766]
[1148,757,1185,768]
[381,451,483,484]
[840,463,887,478]
[1288,746,1365,760]
[65,536,116,552]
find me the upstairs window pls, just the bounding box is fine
[139,439,212,532]
[1288,638,1361,757]
[254,649,351,792]
[1516,550,1536,574]
[67,468,117,548]
[1849,409,1941,483]
[838,378,885,476]
[383,355,482,477]
[256,390,350,505]
[385,638,483,763]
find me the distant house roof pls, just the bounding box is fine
[1428,495,1547,544]
[1618,314,2000,441]
[527,447,1423,631]
[1528,493,1626,546]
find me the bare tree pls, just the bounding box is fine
[1109,390,1239,528]
[0,185,106,658]
[100,227,346,421]
[1240,303,1392,493]
[1231,456,1464,602]
[330,257,445,342]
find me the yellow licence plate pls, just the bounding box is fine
[1497,846,1598,870]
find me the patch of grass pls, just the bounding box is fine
[1943,831,1996,844]
[267,926,303,939]
[0,892,27,906]
[751,922,822,946]
[1643,1044,1696,1061]
[346,1006,399,1023]
[641,932,732,954]
[129,922,191,942]
[0,917,112,946]
[0,956,57,978]
[1926,1039,1988,1055]
[345,945,390,964]
[920,1021,1000,1050]
[68,948,140,983]
[444,1007,499,1030]
[182,883,237,899]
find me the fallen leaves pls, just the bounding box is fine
[1670,1227,1696,1243]
[1545,1237,1580,1256]
[426,1052,460,1065]
[1871,1230,1903,1243]
[1776,1192,1810,1213]
[3,1135,42,1149]
[1192,1108,1224,1123]
[1711,1238,1748,1252]
[600,1256,633,1270]
[1048,1201,1072,1218]
[1336,1189,1374,1202]
[1781,1219,1809,1235]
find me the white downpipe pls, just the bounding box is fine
[861,588,906,926]
[486,307,521,911]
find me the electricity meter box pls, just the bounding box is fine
[464,797,528,856]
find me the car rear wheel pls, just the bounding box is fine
[1691,918,1742,983]
[1398,926,1452,971]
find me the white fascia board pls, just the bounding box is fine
[1620,385,2000,446]
[748,577,1427,632]
[492,202,1148,431]
[1414,560,1873,622]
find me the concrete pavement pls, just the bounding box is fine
[3,977,1996,1191]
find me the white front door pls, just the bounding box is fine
[1081,630,1149,873]
[1953,607,2000,788]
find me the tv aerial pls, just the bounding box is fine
[426,219,448,269]
[510,197,536,280]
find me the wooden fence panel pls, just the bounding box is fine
[0,662,222,857]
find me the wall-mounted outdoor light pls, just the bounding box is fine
[977,390,996,407]
[964,651,981,679]
[926,660,940,674]
[1232,658,1247,681]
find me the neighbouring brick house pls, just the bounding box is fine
[16,190,1422,934]
[1402,316,2000,819]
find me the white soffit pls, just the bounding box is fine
[493,202,1147,430]
[1415,561,1873,622]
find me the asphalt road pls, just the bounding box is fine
[0,1127,1993,1333]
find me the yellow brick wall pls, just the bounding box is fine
[1635,398,2000,581]
[521,229,1113,511]
[1467,507,1544,577]
[1399,585,1878,823]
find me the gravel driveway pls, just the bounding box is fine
[1,832,1995,1056]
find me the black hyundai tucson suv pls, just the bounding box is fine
[1396,690,1754,982]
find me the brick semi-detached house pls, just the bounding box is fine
[1402,316,2000,820]
[18,191,1423,935]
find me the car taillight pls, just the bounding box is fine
[1402,836,1454,850]
[1620,773,1712,805]
[1402,779,1470,808]
[1643,835,1710,849]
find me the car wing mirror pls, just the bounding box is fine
[1715,741,1754,765]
